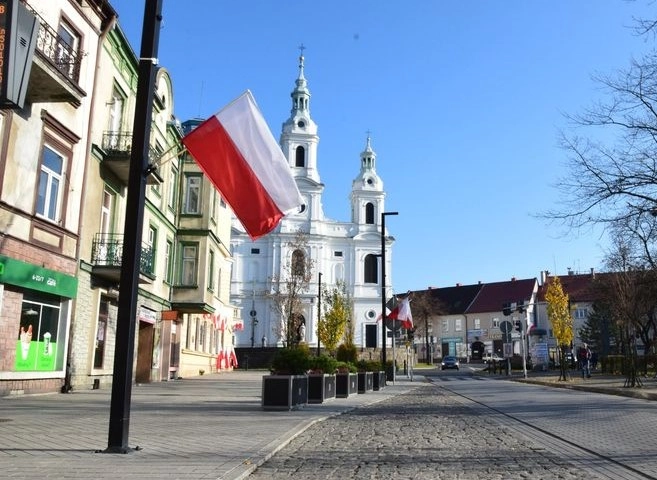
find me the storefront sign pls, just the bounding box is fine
[0,255,77,297]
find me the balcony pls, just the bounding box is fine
[90,233,155,284]
[23,3,86,106]
[100,131,163,185]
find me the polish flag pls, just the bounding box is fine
[389,293,413,330]
[182,90,303,240]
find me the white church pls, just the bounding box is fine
[229,52,396,349]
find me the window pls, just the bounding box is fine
[474,318,481,329]
[94,298,109,369]
[56,21,80,79]
[17,292,65,372]
[334,251,343,257]
[164,240,173,284]
[292,249,305,277]
[365,203,374,224]
[183,175,201,214]
[492,317,500,328]
[108,87,124,134]
[180,244,198,286]
[168,166,178,210]
[147,226,157,272]
[295,146,305,167]
[208,250,215,291]
[364,254,378,283]
[36,145,65,222]
[442,319,449,332]
[574,308,588,319]
[455,318,462,331]
[100,187,114,234]
[210,190,218,221]
[251,248,260,254]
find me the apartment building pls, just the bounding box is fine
[0,0,115,395]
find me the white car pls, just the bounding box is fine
[483,353,504,364]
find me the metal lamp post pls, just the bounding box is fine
[317,272,322,356]
[380,211,398,369]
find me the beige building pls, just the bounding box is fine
[0,0,237,396]
[0,0,115,395]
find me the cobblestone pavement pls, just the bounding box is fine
[247,383,597,480]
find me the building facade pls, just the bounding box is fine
[230,52,395,350]
[0,0,115,395]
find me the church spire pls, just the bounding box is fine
[360,131,376,173]
[290,44,310,116]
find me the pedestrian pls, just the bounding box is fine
[590,351,598,371]
[577,343,592,378]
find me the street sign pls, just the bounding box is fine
[500,320,512,334]
[503,342,513,358]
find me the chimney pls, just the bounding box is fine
[511,277,516,282]
[590,268,595,278]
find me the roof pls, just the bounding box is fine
[466,278,537,314]
[536,272,611,303]
[412,284,482,315]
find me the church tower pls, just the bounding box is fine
[350,135,385,232]
[229,50,394,351]
[279,48,324,228]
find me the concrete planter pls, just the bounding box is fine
[308,373,336,404]
[373,371,386,390]
[261,374,308,410]
[335,372,358,398]
[357,371,374,394]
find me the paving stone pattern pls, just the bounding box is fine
[248,384,596,480]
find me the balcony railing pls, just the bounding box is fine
[24,3,81,85]
[100,131,164,185]
[91,233,155,278]
[102,131,133,156]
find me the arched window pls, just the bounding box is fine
[292,249,305,277]
[364,254,378,284]
[295,146,305,167]
[365,203,375,224]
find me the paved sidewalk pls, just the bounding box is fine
[512,369,657,401]
[0,370,423,480]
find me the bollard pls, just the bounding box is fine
[244,355,249,371]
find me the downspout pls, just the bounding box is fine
[463,314,469,363]
[65,11,117,392]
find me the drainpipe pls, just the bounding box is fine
[65,10,117,393]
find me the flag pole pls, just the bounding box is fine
[105,0,163,453]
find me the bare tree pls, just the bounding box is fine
[269,230,315,347]
[411,290,446,365]
[547,50,657,231]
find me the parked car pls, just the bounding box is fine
[441,356,460,370]
[483,353,504,364]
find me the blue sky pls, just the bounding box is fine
[111,0,654,291]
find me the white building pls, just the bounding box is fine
[230,52,395,349]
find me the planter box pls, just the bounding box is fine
[336,372,358,398]
[261,374,308,410]
[308,373,336,404]
[386,365,396,382]
[373,371,386,391]
[357,371,374,394]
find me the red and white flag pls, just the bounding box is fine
[182,90,303,240]
[389,292,413,330]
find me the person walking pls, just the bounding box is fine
[577,343,592,379]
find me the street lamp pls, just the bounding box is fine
[317,272,322,356]
[380,211,398,369]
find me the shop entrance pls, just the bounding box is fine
[135,320,154,383]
